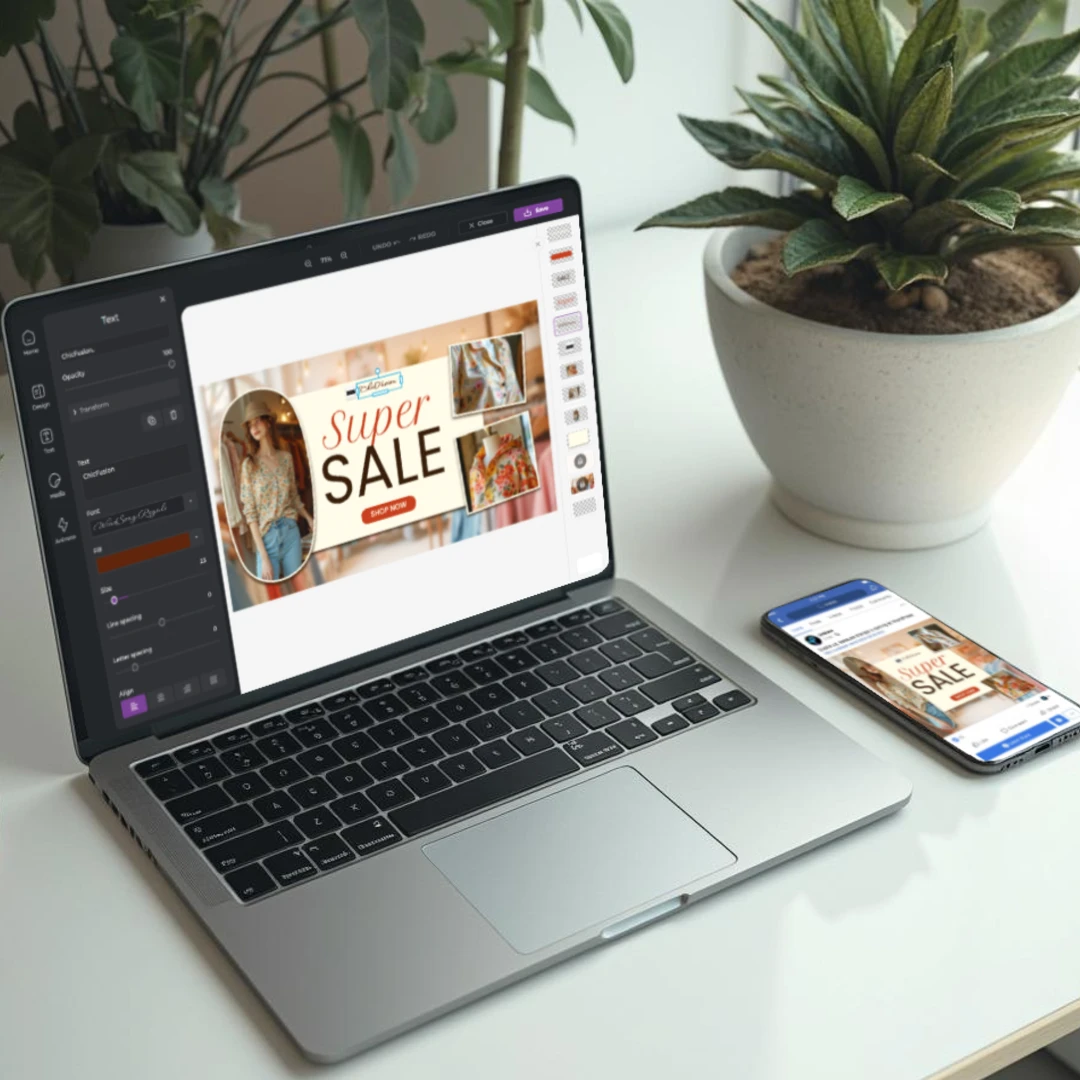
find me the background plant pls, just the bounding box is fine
[641,0,1080,294]
[0,0,632,299]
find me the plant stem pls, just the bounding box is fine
[175,10,187,151]
[230,128,331,177]
[16,45,48,120]
[226,78,369,181]
[315,0,343,114]
[76,3,115,107]
[497,0,533,188]
[39,25,89,134]
[201,0,306,182]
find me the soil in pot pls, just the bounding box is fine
[731,234,1075,334]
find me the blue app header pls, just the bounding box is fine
[767,579,887,626]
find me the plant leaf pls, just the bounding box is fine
[0,157,100,284]
[679,116,774,164]
[583,0,634,82]
[882,7,906,66]
[826,0,890,119]
[351,0,425,112]
[736,0,855,111]
[782,219,877,274]
[943,98,1080,167]
[199,176,269,250]
[903,187,1021,249]
[637,187,814,230]
[873,250,948,290]
[438,53,575,132]
[990,150,1080,197]
[464,0,514,46]
[951,205,1080,255]
[198,175,239,218]
[986,0,1041,59]
[889,0,959,121]
[116,150,201,235]
[330,112,374,219]
[11,102,58,173]
[51,135,108,184]
[410,70,457,143]
[0,0,55,57]
[894,64,953,178]
[383,110,417,208]
[958,28,1080,115]
[110,23,183,132]
[738,89,857,173]
[185,11,222,91]
[832,175,910,220]
[563,0,584,29]
[808,87,892,189]
[956,8,989,73]
[800,0,879,123]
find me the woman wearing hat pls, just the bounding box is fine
[239,394,314,581]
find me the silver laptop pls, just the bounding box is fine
[3,178,910,1062]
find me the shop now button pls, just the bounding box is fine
[362,496,416,524]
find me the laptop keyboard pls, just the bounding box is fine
[132,600,755,903]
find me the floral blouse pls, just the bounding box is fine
[453,337,524,415]
[240,449,302,537]
[468,434,540,511]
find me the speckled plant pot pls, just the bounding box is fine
[704,226,1080,549]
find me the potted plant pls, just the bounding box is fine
[0,0,632,298]
[641,0,1080,549]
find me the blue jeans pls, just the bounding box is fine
[257,517,302,581]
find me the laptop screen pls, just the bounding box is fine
[3,179,611,760]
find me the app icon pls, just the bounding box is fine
[39,427,54,445]
[31,383,46,400]
[22,329,36,347]
[48,472,62,489]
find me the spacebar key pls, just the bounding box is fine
[641,664,721,703]
[389,749,578,836]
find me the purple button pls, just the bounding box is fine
[121,694,148,719]
[513,198,564,223]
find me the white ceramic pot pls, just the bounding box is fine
[704,226,1080,549]
[76,220,213,284]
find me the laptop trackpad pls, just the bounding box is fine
[423,768,736,954]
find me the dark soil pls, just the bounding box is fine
[730,235,1074,333]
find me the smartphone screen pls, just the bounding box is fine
[765,580,1080,765]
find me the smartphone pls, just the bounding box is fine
[761,579,1080,774]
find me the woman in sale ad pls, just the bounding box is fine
[238,394,315,581]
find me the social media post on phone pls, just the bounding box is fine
[770,582,1080,763]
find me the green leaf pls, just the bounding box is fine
[986,0,1041,59]
[51,135,108,184]
[0,0,55,56]
[889,0,959,121]
[110,23,183,131]
[637,187,814,230]
[351,0,425,112]
[826,0,890,119]
[679,116,774,165]
[564,0,584,30]
[873,251,948,290]
[737,89,857,173]
[831,175,909,221]
[464,0,514,45]
[383,110,417,208]
[903,152,956,182]
[198,175,238,218]
[894,65,953,176]
[991,151,1080,198]
[959,29,1080,115]
[808,88,892,189]
[903,187,1021,249]
[410,70,457,143]
[11,103,57,173]
[736,0,854,111]
[330,113,374,219]
[185,12,223,91]
[956,9,989,73]
[439,54,575,132]
[800,0,879,123]
[882,7,906,65]
[0,158,100,284]
[782,219,877,275]
[951,205,1080,255]
[952,115,1080,190]
[116,150,200,234]
[583,1,634,82]
[943,97,1080,165]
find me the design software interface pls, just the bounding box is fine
[7,185,609,755]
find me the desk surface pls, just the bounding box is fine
[2,225,1079,1080]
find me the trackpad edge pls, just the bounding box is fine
[423,768,736,954]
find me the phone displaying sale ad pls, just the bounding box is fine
[766,580,1080,765]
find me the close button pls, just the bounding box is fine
[458,211,508,235]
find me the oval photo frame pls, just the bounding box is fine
[219,388,316,585]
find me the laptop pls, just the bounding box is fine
[2,177,910,1061]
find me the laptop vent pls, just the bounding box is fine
[573,497,597,517]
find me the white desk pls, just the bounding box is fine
[2,226,1079,1080]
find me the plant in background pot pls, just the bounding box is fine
[0,0,633,303]
[641,0,1080,549]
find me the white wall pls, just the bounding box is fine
[494,0,791,231]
